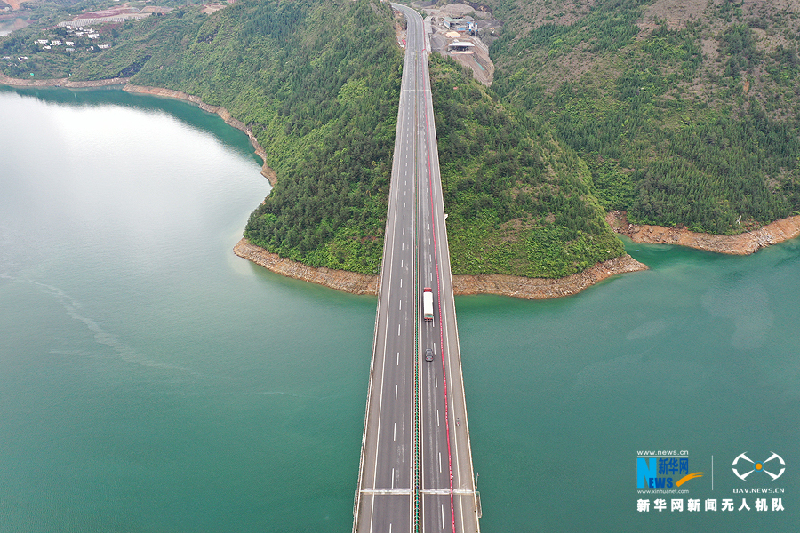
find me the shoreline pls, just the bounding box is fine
[0,72,132,88]
[8,74,800,297]
[234,239,381,295]
[607,211,800,254]
[2,73,647,299]
[0,74,277,185]
[235,238,649,298]
[451,255,648,298]
[123,85,277,185]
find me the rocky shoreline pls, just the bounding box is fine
[607,211,800,254]
[0,72,132,88]
[451,255,648,298]
[235,238,648,298]
[123,85,277,185]
[234,239,381,295]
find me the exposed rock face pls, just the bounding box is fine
[451,255,648,298]
[607,211,800,254]
[234,239,380,295]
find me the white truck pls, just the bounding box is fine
[423,287,433,322]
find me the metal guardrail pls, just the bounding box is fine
[351,282,383,533]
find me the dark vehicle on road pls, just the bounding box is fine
[425,348,434,362]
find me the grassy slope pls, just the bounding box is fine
[486,0,800,234]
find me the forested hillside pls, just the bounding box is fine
[2,0,630,278]
[133,0,402,273]
[485,0,800,234]
[430,55,624,277]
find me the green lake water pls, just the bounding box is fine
[1,87,797,532]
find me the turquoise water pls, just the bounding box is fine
[1,87,797,531]
[461,240,799,531]
[0,87,374,532]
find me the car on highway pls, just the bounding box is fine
[425,348,434,362]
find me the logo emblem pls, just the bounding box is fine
[636,456,702,489]
[732,452,785,481]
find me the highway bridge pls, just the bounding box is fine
[353,5,480,533]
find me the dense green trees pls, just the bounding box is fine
[430,55,625,277]
[488,0,800,234]
[154,0,405,274]
[120,0,403,274]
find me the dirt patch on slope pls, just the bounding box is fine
[642,0,710,30]
[417,2,498,85]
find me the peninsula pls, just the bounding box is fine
[3,0,799,298]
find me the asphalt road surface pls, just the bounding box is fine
[353,6,479,533]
